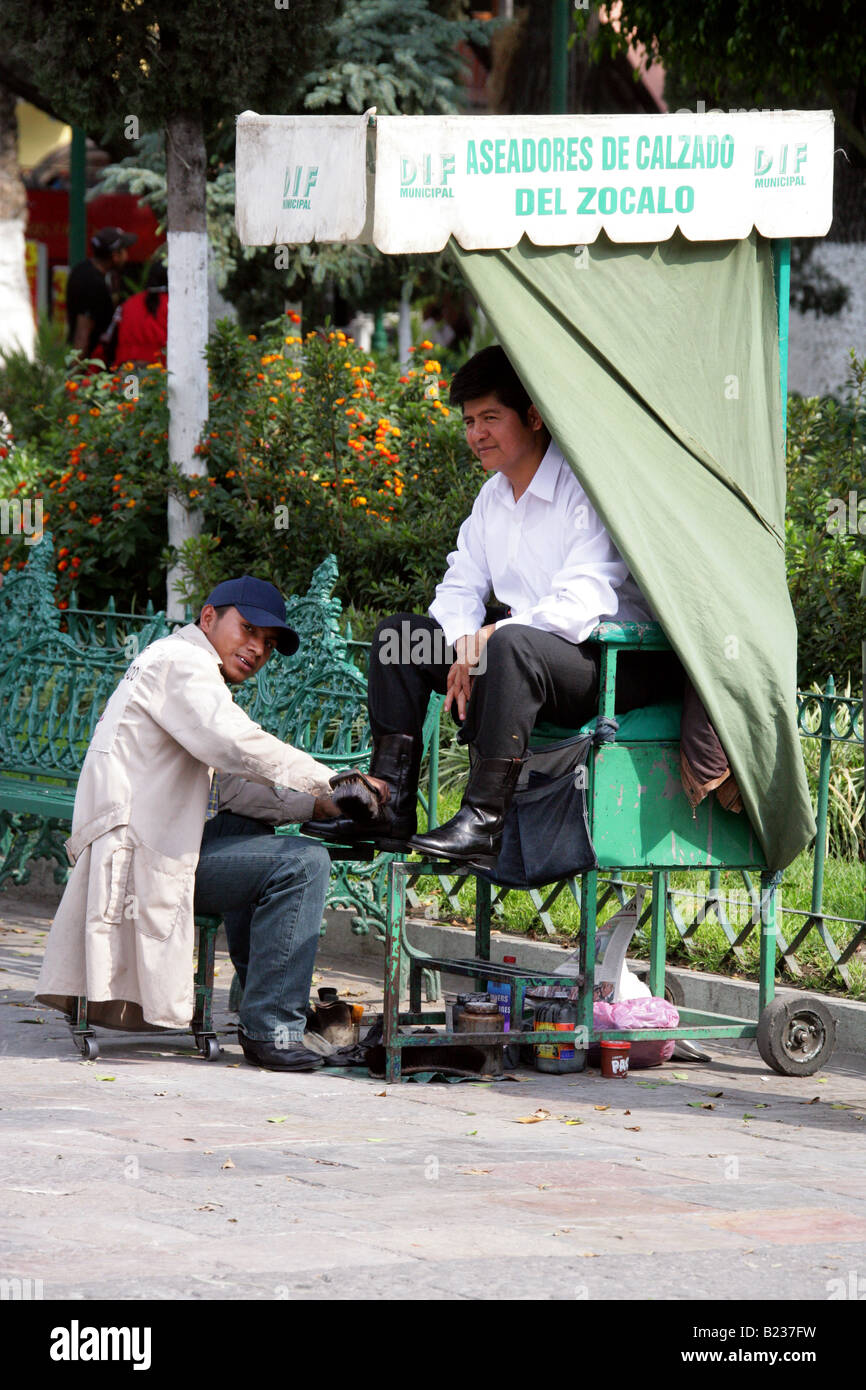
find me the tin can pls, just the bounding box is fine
[600,1039,631,1078]
[455,996,503,1074]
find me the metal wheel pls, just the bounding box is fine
[757,996,836,1076]
[198,1035,221,1061]
[74,1034,99,1060]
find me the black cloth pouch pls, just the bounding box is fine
[477,722,615,889]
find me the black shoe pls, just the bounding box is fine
[238,1027,324,1071]
[300,732,421,848]
[408,755,523,868]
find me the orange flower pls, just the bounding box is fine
[67,414,79,426]
[58,546,70,558]
[68,500,78,511]
[126,499,136,508]
[77,471,87,481]
[57,559,68,571]
[89,407,100,417]
[288,311,301,324]
[88,514,102,526]
[113,473,122,481]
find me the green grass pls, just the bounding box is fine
[413,782,866,1000]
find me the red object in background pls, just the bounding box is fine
[115,289,168,367]
[26,189,164,267]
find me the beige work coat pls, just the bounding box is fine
[36,624,332,1029]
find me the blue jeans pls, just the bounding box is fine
[194,812,331,1044]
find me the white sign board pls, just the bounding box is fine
[373,111,833,250]
[235,112,369,246]
[235,111,834,251]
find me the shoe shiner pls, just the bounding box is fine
[304,345,682,867]
[36,576,388,1072]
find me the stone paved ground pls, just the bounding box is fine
[2,900,865,1305]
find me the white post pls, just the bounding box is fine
[397,277,412,368]
[0,85,34,364]
[165,114,209,620]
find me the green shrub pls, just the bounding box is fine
[786,351,866,687]
[168,318,481,630]
[0,317,69,449]
[1,364,170,609]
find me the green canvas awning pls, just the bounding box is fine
[453,231,815,871]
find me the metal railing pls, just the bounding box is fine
[60,595,864,988]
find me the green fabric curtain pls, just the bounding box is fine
[453,231,815,871]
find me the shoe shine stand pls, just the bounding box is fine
[383,858,587,1083]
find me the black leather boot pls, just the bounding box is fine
[408,754,523,869]
[299,732,421,850]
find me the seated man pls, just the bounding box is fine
[306,345,682,867]
[36,576,383,1072]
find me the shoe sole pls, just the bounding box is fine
[302,826,415,853]
[240,1051,324,1072]
[408,842,498,870]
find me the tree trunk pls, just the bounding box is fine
[165,112,209,619]
[0,82,34,364]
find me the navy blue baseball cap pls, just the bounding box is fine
[202,576,299,655]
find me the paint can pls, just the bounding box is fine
[455,996,504,1074]
[600,1039,631,1078]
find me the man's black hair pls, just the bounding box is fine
[449,345,533,423]
[196,603,231,628]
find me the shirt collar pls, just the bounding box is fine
[174,622,223,666]
[491,438,564,506]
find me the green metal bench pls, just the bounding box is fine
[0,537,443,1059]
[383,621,836,1081]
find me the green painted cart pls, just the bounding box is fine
[381,617,837,1082]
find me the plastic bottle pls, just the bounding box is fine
[487,955,516,1031]
[534,1000,586,1074]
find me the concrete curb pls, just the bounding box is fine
[316,908,866,1057]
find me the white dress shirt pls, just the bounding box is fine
[429,440,655,647]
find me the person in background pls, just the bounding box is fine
[66,226,137,365]
[115,259,168,370]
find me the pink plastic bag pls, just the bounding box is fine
[590,997,680,1068]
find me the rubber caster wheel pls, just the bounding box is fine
[197,1036,221,1061]
[757,996,836,1076]
[228,973,243,1014]
[664,972,685,1008]
[74,1035,99,1060]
